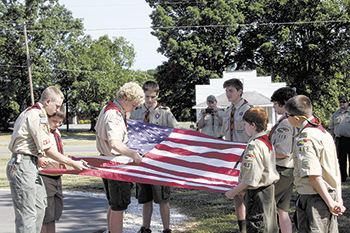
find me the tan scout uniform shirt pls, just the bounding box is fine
[221,98,252,142]
[329,107,350,137]
[293,117,341,195]
[8,102,51,156]
[197,109,224,138]
[40,130,65,176]
[239,132,279,189]
[130,102,179,128]
[270,117,296,168]
[95,100,128,156]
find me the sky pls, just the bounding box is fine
[58,0,166,71]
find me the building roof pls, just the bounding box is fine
[192,91,272,109]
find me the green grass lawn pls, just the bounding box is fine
[1,130,350,232]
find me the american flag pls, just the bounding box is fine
[42,119,246,193]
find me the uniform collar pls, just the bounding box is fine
[142,102,159,112]
[248,131,266,143]
[231,98,246,109]
[114,100,126,117]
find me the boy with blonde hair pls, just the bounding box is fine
[95,82,144,233]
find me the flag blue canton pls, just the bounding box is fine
[126,119,174,155]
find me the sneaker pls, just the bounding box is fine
[162,229,172,233]
[138,226,152,233]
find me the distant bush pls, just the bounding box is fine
[78,120,91,124]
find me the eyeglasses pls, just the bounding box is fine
[285,113,308,120]
[339,100,347,104]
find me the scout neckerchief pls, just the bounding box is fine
[26,102,41,111]
[104,101,127,129]
[301,115,326,133]
[144,102,162,123]
[52,129,67,169]
[230,99,249,141]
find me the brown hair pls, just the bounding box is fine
[243,106,268,132]
[285,95,312,118]
[223,78,243,96]
[143,81,159,93]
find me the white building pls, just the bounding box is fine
[193,70,286,129]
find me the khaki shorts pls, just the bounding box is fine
[294,192,338,233]
[274,166,294,211]
[136,183,170,204]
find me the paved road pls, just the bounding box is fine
[0,189,186,233]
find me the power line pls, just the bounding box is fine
[1,19,349,34]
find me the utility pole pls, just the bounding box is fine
[24,22,34,106]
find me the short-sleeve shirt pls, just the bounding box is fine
[221,98,252,142]
[95,100,128,156]
[329,107,350,137]
[197,109,224,138]
[40,130,65,175]
[8,102,51,156]
[239,131,280,189]
[130,102,179,128]
[293,117,341,195]
[270,116,296,168]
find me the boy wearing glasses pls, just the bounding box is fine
[285,95,345,232]
[329,95,350,182]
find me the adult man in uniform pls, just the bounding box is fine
[130,81,179,233]
[95,82,144,233]
[7,86,86,233]
[197,95,224,138]
[329,95,350,182]
[221,78,252,233]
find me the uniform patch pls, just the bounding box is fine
[244,153,256,162]
[302,159,310,169]
[297,138,311,147]
[43,139,50,145]
[243,162,251,169]
[167,111,172,115]
[155,113,160,119]
[247,144,255,150]
[115,115,123,123]
[40,118,47,124]
[239,112,243,116]
[238,123,242,128]
[276,126,290,134]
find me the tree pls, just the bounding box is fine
[0,0,84,130]
[70,35,151,130]
[146,0,244,121]
[147,0,350,123]
[235,0,350,124]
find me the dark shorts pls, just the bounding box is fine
[274,166,294,211]
[40,174,63,223]
[136,183,170,204]
[294,192,338,233]
[102,178,133,211]
[245,185,278,233]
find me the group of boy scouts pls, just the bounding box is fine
[5,78,347,233]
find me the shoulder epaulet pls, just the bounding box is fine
[135,106,142,110]
[300,132,308,138]
[160,106,170,110]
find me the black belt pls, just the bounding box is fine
[13,153,38,163]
